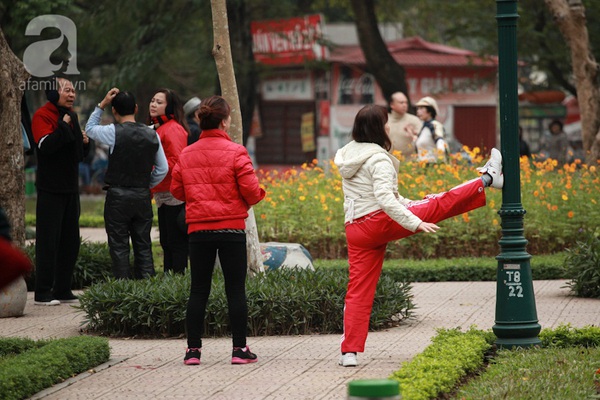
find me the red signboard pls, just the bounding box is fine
[251,14,328,66]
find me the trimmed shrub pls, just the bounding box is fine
[539,324,600,348]
[78,268,414,337]
[390,325,600,400]
[0,337,44,358]
[318,252,568,282]
[0,336,109,400]
[563,232,600,298]
[390,327,492,400]
[23,241,114,291]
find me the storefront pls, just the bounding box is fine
[250,16,498,165]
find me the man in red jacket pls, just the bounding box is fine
[31,77,89,305]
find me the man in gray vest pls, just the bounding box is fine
[86,88,168,279]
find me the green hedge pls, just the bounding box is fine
[319,252,568,282]
[391,327,493,400]
[23,241,113,291]
[0,337,45,358]
[78,268,413,337]
[0,336,110,400]
[563,231,600,298]
[391,324,600,400]
[21,243,568,294]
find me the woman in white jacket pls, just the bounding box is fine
[415,96,448,163]
[334,104,503,367]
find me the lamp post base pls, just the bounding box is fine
[494,335,542,349]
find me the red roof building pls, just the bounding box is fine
[251,19,499,165]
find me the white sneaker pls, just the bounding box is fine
[34,299,61,306]
[477,148,504,189]
[339,352,358,367]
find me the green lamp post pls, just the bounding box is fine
[493,0,542,349]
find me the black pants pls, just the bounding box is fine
[157,204,188,274]
[104,187,155,279]
[35,190,80,300]
[186,233,248,349]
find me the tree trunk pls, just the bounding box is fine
[0,28,29,247]
[349,0,410,106]
[210,0,263,275]
[227,0,258,145]
[544,0,600,163]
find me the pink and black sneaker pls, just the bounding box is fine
[183,348,201,365]
[231,346,258,364]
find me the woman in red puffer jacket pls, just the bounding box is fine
[171,95,265,366]
[149,88,190,274]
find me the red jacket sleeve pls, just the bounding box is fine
[170,161,186,202]
[235,147,265,207]
[0,238,33,290]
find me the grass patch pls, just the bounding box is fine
[454,346,600,399]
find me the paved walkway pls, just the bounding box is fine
[3,278,599,399]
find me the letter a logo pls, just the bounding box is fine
[22,15,80,77]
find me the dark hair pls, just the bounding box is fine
[111,91,136,116]
[351,104,391,151]
[425,105,437,119]
[549,119,563,130]
[45,76,59,103]
[151,88,190,134]
[199,95,231,130]
[45,75,71,104]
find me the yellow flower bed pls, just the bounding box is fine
[254,148,599,259]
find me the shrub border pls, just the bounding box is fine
[0,336,110,400]
[390,324,600,400]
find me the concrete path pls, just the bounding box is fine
[2,279,599,399]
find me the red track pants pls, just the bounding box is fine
[341,178,487,353]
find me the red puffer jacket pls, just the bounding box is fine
[170,129,265,233]
[151,119,188,194]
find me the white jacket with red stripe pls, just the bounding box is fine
[334,140,422,232]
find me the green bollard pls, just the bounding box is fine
[347,379,401,400]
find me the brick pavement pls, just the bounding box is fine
[2,279,599,399]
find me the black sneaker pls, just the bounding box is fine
[54,292,79,303]
[231,346,258,364]
[183,348,201,365]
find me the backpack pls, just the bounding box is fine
[417,120,449,162]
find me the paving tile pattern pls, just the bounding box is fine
[3,279,599,399]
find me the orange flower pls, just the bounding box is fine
[260,214,267,220]
[567,211,574,218]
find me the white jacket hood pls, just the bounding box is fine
[334,141,399,179]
